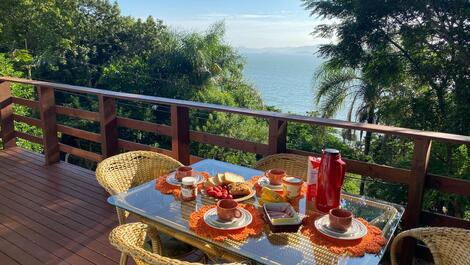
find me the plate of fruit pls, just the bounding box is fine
[203,172,256,202]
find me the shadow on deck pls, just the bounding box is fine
[0,147,121,265]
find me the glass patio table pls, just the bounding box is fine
[108,159,404,265]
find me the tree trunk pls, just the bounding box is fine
[360,106,375,195]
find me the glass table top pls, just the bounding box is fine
[108,159,404,265]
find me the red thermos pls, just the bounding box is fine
[315,149,346,213]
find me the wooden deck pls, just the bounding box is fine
[0,147,121,265]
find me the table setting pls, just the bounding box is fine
[108,149,404,265]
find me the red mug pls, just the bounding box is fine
[217,199,242,221]
[265,168,286,185]
[176,166,193,181]
[328,208,353,232]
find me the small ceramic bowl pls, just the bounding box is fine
[282,176,304,199]
[328,208,353,232]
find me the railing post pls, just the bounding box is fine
[401,138,432,264]
[98,95,118,158]
[171,105,190,165]
[38,86,60,165]
[268,118,287,155]
[0,81,16,148]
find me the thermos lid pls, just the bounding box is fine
[324,148,340,155]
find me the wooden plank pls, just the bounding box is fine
[190,130,269,155]
[287,149,411,184]
[421,211,470,229]
[116,117,172,136]
[56,105,100,122]
[57,124,101,143]
[12,114,41,127]
[14,131,43,144]
[117,139,173,157]
[38,86,60,164]
[401,139,432,264]
[268,118,287,154]
[3,77,470,145]
[0,81,17,148]
[11,96,39,109]
[171,105,190,164]
[59,143,103,162]
[425,174,470,197]
[98,96,118,157]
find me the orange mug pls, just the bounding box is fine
[176,166,193,181]
[217,199,242,221]
[265,168,286,185]
[328,208,353,232]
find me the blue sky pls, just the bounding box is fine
[116,0,328,48]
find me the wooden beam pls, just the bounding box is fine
[59,143,102,162]
[98,96,118,158]
[15,131,43,145]
[189,130,269,155]
[0,82,16,148]
[401,139,432,264]
[56,106,100,122]
[12,97,39,109]
[425,174,470,197]
[116,117,172,136]
[38,86,60,165]
[56,124,101,143]
[268,118,287,155]
[13,114,41,127]
[421,211,470,229]
[287,148,411,185]
[171,105,190,165]
[3,77,470,145]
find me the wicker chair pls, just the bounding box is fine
[390,227,470,265]
[96,151,183,224]
[96,151,198,265]
[254,153,308,180]
[109,222,244,265]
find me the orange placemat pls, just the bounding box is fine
[188,204,264,241]
[155,172,210,198]
[301,213,387,256]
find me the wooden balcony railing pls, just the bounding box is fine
[1,76,470,260]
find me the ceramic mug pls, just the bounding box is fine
[265,168,287,185]
[217,199,242,221]
[176,166,193,181]
[328,208,353,232]
[282,176,304,198]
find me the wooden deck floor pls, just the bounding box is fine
[0,147,121,265]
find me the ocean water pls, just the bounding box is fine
[241,51,323,115]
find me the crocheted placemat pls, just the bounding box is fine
[301,213,387,256]
[188,204,264,241]
[155,172,210,198]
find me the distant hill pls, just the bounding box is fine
[237,45,319,55]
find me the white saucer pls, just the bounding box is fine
[314,215,368,240]
[166,172,205,186]
[203,208,253,230]
[257,177,283,191]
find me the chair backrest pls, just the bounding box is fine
[391,227,470,265]
[109,222,243,265]
[254,153,308,180]
[96,151,183,195]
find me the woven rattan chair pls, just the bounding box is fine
[96,151,186,265]
[254,153,308,180]
[390,227,470,265]
[96,151,183,224]
[109,222,244,265]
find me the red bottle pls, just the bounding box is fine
[315,149,346,213]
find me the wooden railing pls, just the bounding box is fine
[1,77,470,260]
